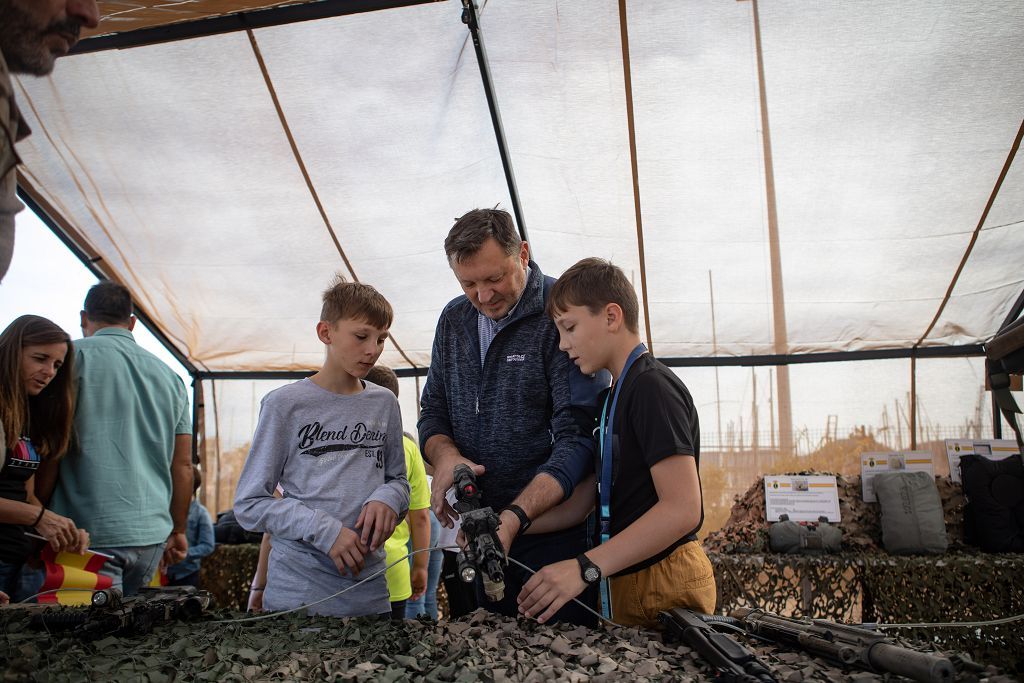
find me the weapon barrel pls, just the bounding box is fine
[865,642,955,683]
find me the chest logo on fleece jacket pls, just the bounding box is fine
[296,421,387,468]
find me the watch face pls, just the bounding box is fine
[584,567,600,583]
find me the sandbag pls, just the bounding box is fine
[873,471,947,555]
[769,515,841,555]
[214,509,263,545]
[960,453,1024,552]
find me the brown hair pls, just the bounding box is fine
[365,365,399,397]
[320,275,393,329]
[0,315,75,458]
[444,207,522,265]
[547,258,640,334]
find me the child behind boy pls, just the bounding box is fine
[234,277,410,617]
[363,365,431,620]
[517,258,716,627]
[167,466,215,588]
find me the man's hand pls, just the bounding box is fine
[0,590,9,606]
[430,453,484,528]
[355,501,398,552]
[34,510,89,554]
[517,558,586,624]
[163,531,188,566]
[410,565,428,600]
[328,527,368,576]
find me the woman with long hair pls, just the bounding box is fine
[0,315,90,601]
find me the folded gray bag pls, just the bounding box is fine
[769,514,842,555]
[874,471,948,555]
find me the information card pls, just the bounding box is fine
[860,452,934,502]
[945,439,1020,483]
[763,475,840,522]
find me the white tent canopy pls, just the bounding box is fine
[13,0,1024,378]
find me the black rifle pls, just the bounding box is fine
[660,608,776,682]
[452,463,507,601]
[31,586,213,640]
[730,607,954,683]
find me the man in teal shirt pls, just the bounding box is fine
[40,282,193,595]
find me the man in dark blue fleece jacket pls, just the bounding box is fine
[418,208,609,626]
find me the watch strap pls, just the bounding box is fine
[503,504,531,537]
[576,553,602,584]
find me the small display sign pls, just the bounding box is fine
[860,451,934,502]
[764,475,840,522]
[944,439,1019,483]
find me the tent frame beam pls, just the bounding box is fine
[192,343,985,380]
[989,282,1024,439]
[17,188,199,377]
[72,0,443,55]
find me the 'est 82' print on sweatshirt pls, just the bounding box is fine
[234,378,410,567]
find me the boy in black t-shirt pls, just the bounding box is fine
[517,258,715,627]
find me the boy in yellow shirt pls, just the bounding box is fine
[366,366,431,619]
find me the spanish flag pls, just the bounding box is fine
[38,546,113,605]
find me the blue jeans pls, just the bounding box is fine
[95,543,164,596]
[0,560,44,603]
[406,512,443,619]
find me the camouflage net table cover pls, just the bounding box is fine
[1,607,1014,683]
[706,473,1024,675]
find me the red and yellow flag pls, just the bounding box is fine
[38,546,113,605]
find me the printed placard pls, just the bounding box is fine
[860,452,934,502]
[764,475,840,522]
[945,439,1020,483]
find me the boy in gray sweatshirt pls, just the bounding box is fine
[234,277,410,617]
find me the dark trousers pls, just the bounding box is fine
[390,599,407,621]
[168,571,200,588]
[479,521,598,627]
[441,550,479,619]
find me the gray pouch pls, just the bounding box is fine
[769,514,841,554]
[874,471,948,555]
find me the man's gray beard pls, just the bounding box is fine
[0,5,59,76]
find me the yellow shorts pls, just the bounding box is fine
[609,540,716,629]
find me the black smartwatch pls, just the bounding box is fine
[502,504,531,537]
[576,553,602,585]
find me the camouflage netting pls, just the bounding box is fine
[200,544,261,611]
[706,473,1024,675]
[0,607,1013,683]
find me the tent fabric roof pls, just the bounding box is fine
[85,1,325,36]
[15,0,1024,374]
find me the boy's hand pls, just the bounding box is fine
[355,501,397,552]
[410,565,428,600]
[328,527,368,575]
[247,588,264,612]
[430,454,485,528]
[517,559,586,624]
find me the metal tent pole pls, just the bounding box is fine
[460,0,529,244]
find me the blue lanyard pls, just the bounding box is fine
[595,343,646,618]
[598,343,647,539]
